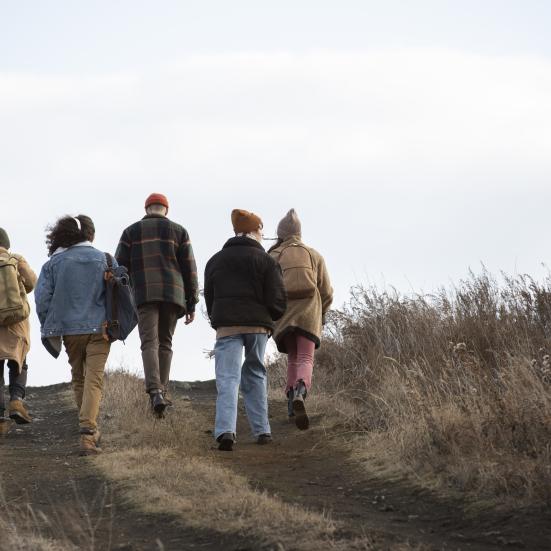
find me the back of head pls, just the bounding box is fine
[0,227,10,250]
[145,193,169,216]
[46,215,95,256]
[277,209,301,241]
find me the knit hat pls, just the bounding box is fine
[145,193,169,209]
[231,209,263,234]
[277,209,301,240]
[0,228,10,249]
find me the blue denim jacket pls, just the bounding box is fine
[35,244,116,338]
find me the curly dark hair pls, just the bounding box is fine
[46,215,95,256]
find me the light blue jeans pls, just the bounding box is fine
[214,333,271,440]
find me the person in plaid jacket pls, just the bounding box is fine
[115,193,199,416]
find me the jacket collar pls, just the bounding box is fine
[143,214,167,220]
[223,236,265,251]
[52,241,94,256]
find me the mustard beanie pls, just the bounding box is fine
[231,209,263,234]
[277,209,301,240]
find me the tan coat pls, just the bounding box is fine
[0,248,37,372]
[270,236,333,353]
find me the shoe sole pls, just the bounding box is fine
[218,438,234,451]
[9,411,31,425]
[292,399,309,430]
[153,403,167,418]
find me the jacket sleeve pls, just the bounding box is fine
[177,229,199,313]
[263,257,287,321]
[115,229,131,269]
[317,256,333,318]
[14,254,37,293]
[204,260,214,320]
[34,262,54,327]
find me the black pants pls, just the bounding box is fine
[0,359,27,416]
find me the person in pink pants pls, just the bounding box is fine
[269,209,333,430]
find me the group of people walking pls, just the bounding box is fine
[0,193,333,454]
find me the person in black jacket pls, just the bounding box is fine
[204,209,287,451]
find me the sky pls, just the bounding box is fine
[1,1,550,386]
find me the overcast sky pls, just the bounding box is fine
[1,1,550,386]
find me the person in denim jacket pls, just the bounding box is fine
[35,215,114,456]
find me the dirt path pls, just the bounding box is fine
[180,381,551,551]
[2,382,550,551]
[0,383,249,551]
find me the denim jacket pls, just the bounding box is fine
[35,244,116,339]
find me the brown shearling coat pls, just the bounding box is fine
[270,236,333,353]
[0,248,37,372]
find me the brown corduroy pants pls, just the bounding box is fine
[137,303,180,393]
[63,334,110,432]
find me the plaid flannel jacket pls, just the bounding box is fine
[115,214,199,314]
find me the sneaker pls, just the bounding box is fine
[292,381,309,431]
[217,432,235,451]
[8,399,32,424]
[256,433,273,445]
[149,390,167,417]
[0,418,10,437]
[79,432,102,456]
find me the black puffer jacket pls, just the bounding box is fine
[204,237,287,331]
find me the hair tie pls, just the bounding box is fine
[73,217,82,231]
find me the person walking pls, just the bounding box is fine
[35,215,112,455]
[204,209,287,451]
[0,228,37,436]
[268,209,333,430]
[115,193,199,417]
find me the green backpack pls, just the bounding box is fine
[0,255,30,326]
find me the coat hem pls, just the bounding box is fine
[274,326,320,353]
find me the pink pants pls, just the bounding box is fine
[284,334,315,392]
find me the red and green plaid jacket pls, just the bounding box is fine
[115,214,199,315]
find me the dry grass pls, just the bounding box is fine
[96,370,379,550]
[269,269,551,508]
[0,491,76,551]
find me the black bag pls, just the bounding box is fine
[103,253,138,342]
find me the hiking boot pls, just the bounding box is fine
[79,433,103,456]
[256,433,273,445]
[217,432,235,451]
[149,390,167,417]
[8,399,32,424]
[286,388,295,419]
[292,381,309,431]
[0,418,10,437]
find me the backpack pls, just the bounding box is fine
[277,243,317,300]
[103,253,138,342]
[0,255,30,326]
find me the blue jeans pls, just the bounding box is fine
[214,333,270,440]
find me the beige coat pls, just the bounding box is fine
[0,248,37,372]
[270,236,333,353]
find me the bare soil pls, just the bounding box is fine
[182,380,551,551]
[1,381,550,550]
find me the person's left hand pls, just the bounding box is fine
[185,312,196,325]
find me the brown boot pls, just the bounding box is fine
[8,400,32,424]
[79,433,103,456]
[0,418,10,437]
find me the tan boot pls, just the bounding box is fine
[8,400,32,424]
[0,418,10,437]
[79,433,103,456]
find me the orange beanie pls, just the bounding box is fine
[145,193,169,209]
[231,209,263,233]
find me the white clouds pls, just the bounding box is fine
[1,48,550,192]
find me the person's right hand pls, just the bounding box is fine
[185,312,195,325]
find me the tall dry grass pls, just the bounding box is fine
[271,269,551,506]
